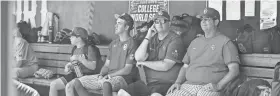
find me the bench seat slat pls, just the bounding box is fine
[31,43,74,54]
[39,59,68,68]
[18,78,56,86]
[240,67,274,79]
[36,53,71,61]
[240,54,280,68]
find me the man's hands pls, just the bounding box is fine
[64,62,73,73]
[145,24,157,39]
[166,83,181,94]
[202,83,222,92]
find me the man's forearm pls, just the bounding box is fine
[175,65,188,84]
[80,60,96,70]
[141,60,172,71]
[135,39,149,61]
[15,61,23,67]
[100,66,109,75]
[108,67,131,77]
[217,64,239,89]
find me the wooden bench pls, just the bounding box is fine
[18,43,109,86]
[240,54,280,84]
[18,43,279,95]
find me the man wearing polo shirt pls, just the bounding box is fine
[118,10,185,96]
[69,13,138,96]
[162,8,240,96]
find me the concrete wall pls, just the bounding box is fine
[9,1,280,44]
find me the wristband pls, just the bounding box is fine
[144,38,149,41]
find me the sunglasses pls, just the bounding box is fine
[154,19,170,24]
[172,13,190,21]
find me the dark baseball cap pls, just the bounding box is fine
[116,13,134,28]
[200,8,220,20]
[153,10,170,21]
[69,27,88,39]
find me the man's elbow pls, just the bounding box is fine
[135,53,147,61]
[228,63,240,77]
[89,61,97,70]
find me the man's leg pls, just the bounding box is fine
[149,82,172,96]
[122,80,150,96]
[73,79,94,96]
[49,79,66,96]
[103,81,113,96]
[197,84,220,96]
[65,79,76,96]
[166,84,203,96]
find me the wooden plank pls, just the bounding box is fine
[240,67,274,78]
[39,59,68,68]
[240,54,280,67]
[36,53,71,61]
[18,78,56,86]
[247,77,273,84]
[31,43,74,54]
[41,67,67,75]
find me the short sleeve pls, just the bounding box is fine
[107,41,114,60]
[15,40,28,61]
[87,46,99,61]
[165,38,185,63]
[223,41,241,65]
[125,40,138,65]
[182,43,192,64]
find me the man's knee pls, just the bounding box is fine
[65,79,75,91]
[151,93,163,96]
[73,78,83,88]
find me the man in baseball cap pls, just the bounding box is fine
[69,27,89,39]
[71,13,138,96]
[153,10,170,21]
[163,7,240,96]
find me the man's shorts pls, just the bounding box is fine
[60,72,77,85]
[124,80,173,96]
[78,74,128,92]
[166,83,220,96]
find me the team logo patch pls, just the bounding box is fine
[211,45,215,50]
[113,44,117,47]
[129,54,135,60]
[204,8,208,14]
[172,50,179,59]
[123,44,128,50]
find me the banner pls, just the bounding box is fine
[260,0,277,30]
[129,0,169,22]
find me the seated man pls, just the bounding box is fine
[49,27,102,96]
[162,8,240,96]
[13,22,39,78]
[118,10,185,96]
[69,13,138,96]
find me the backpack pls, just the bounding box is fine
[71,44,103,74]
[272,62,280,96]
[53,28,71,44]
[233,79,271,96]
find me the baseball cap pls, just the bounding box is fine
[200,8,220,20]
[153,10,170,21]
[69,27,88,39]
[115,13,134,28]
